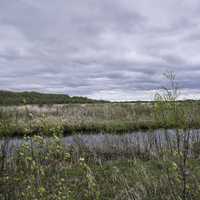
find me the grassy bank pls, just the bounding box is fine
[1,132,200,200]
[0,101,200,137]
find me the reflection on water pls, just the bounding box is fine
[1,129,200,157]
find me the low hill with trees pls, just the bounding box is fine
[0,90,107,105]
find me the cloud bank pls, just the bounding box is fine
[0,0,200,100]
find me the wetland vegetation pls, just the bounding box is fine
[1,72,200,200]
[1,100,200,137]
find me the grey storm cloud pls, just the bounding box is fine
[0,0,200,100]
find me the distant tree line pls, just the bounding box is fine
[0,90,108,105]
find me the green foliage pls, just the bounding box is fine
[1,139,200,200]
[0,90,106,106]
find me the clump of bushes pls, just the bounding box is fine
[1,130,200,200]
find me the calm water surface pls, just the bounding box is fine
[1,129,200,156]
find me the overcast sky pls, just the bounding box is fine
[0,0,200,101]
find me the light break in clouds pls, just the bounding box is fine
[0,0,200,101]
